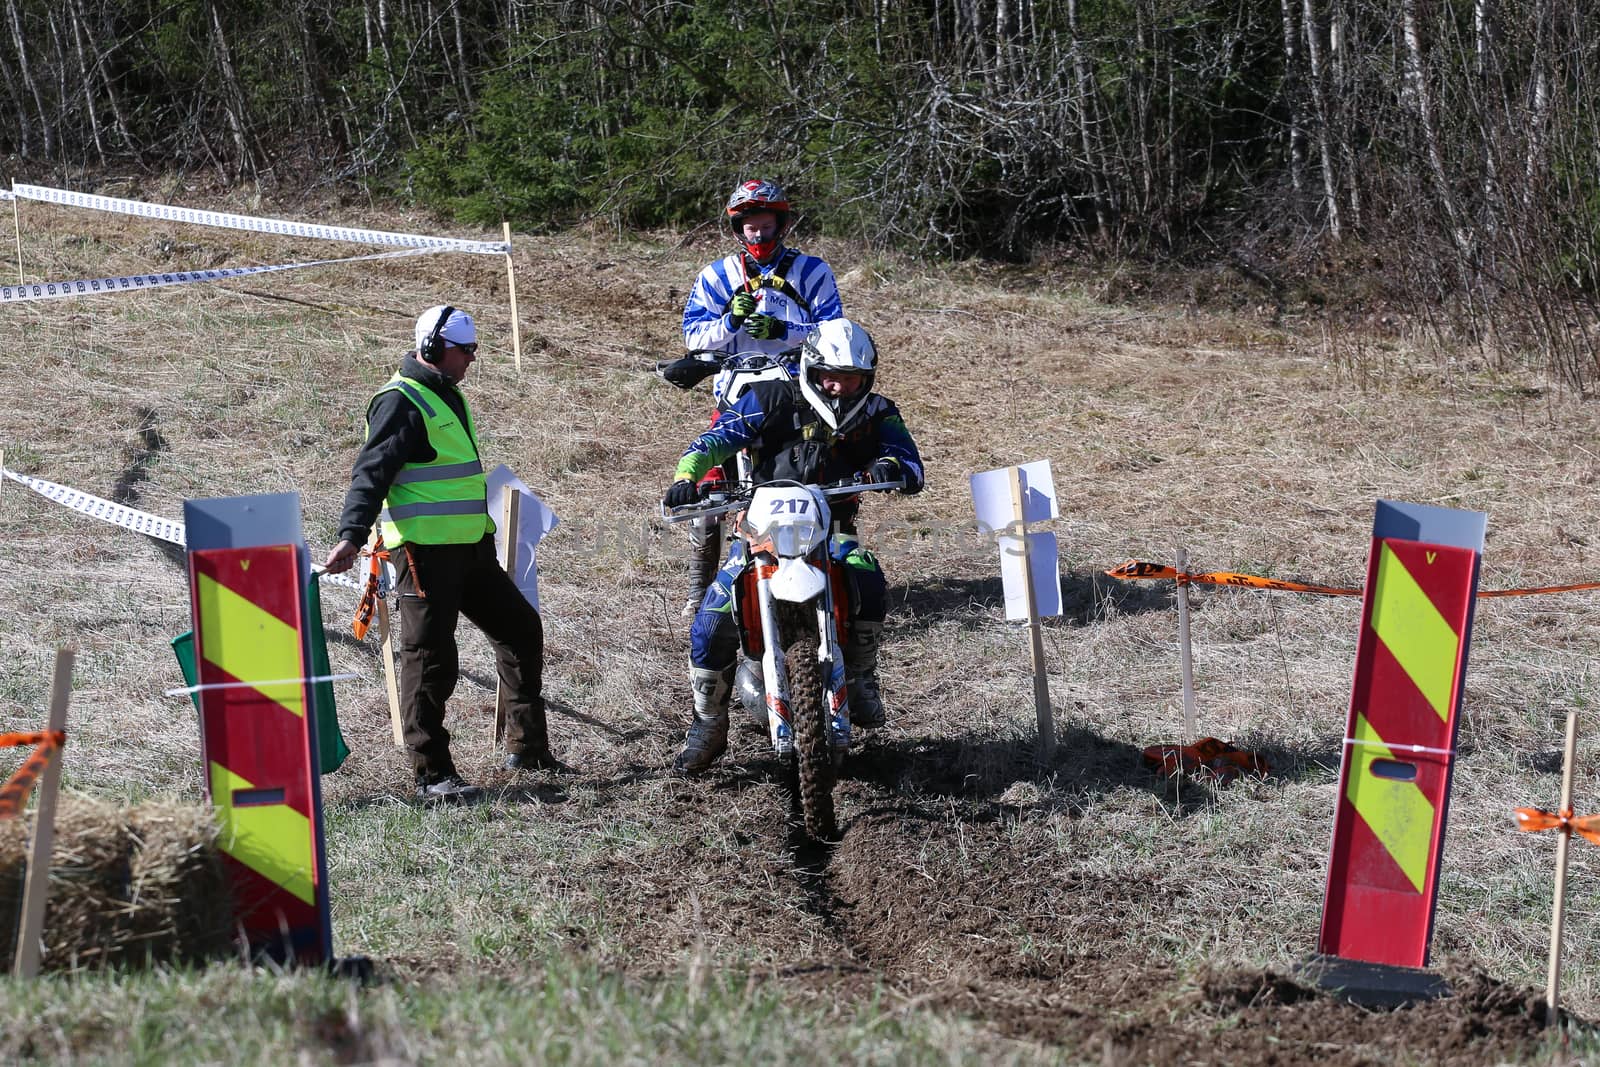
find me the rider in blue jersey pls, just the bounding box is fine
[662,318,923,776]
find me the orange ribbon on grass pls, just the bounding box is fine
[0,730,66,819]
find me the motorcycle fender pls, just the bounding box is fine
[771,556,827,602]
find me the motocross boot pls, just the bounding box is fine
[673,665,733,775]
[845,621,887,729]
[684,516,723,615]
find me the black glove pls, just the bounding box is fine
[726,292,757,327]
[656,356,719,389]
[664,480,701,509]
[746,313,784,341]
[868,458,901,486]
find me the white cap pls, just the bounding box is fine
[414,305,477,354]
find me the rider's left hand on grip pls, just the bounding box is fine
[664,479,701,509]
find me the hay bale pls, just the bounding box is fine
[0,794,234,970]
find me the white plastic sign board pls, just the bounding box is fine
[970,459,1058,533]
[486,465,559,610]
[1000,532,1062,621]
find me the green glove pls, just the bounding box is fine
[726,292,757,326]
[746,313,784,341]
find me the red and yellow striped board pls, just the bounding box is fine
[188,541,330,964]
[1319,501,1484,968]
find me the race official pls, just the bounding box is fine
[324,305,567,804]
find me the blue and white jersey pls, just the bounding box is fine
[682,246,844,357]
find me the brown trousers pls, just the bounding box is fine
[392,535,546,778]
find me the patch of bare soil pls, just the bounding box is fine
[547,728,1569,1065]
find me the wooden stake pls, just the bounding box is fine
[1543,705,1581,1028]
[1175,546,1198,741]
[13,646,75,978]
[367,530,404,747]
[494,489,522,747]
[12,196,23,285]
[377,593,403,747]
[1008,466,1056,760]
[503,222,523,374]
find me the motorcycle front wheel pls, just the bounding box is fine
[777,604,837,841]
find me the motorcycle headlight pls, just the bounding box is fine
[773,518,823,557]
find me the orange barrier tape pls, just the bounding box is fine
[351,543,389,641]
[0,731,65,819]
[1106,560,1358,596]
[1514,806,1600,846]
[0,731,56,748]
[1106,559,1600,600]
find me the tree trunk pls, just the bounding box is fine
[209,5,257,179]
[1301,0,1341,238]
[73,0,132,151]
[1522,0,1551,211]
[8,0,55,159]
[0,43,31,156]
[1067,0,1108,234]
[1400,0,1467,253]
[1329,0,1360,227]
[67,0,105,162]
[1279,0,1306,201]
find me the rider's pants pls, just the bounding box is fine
[688,535,887,671]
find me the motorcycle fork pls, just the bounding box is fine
[755,573,795,756]
[818,580,851,751]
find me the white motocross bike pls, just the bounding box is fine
[666,476,902,840]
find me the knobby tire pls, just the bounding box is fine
[778,606,836,841]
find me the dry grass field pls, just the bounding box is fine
[2,184,1599,1064]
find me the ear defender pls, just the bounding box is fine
[422,305,456,362]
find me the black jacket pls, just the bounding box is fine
[335,354,474,545]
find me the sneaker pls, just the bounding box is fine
[504,749,572,774]
[416,774,484,805]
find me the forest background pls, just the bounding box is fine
[1,0,1597,384]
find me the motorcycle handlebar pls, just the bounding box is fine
[660,476,906,524]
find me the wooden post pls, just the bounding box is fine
[494,489,522,746]
[1175,546,1198,740]
[1543,705,1581,1028]
[367,531,404,747]
[1008,466,1056,760]
[13,647,74,978]
[12,196,23,285]
[502,222,523,374]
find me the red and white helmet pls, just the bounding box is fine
[725,179,791,261]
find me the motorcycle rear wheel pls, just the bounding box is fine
[778,607,837,841]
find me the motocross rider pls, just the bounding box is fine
[662,317,923,776]
[659,179,845,612]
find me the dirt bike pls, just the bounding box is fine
[665,476,903,840]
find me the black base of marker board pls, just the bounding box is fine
[1296,953,1453,1008]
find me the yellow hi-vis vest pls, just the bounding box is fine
[372,373,494,547]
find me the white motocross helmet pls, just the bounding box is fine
[798,318,877,431]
